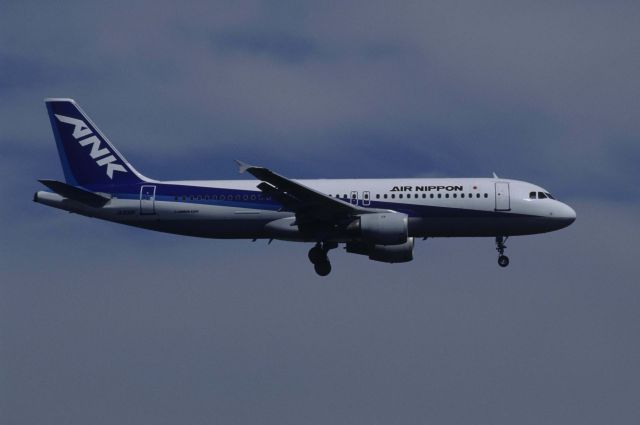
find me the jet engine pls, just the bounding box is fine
[348,212,408,245]
[346,238,414,263]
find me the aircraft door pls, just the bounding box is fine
[350,191,358,205]
[494,182,510,211]
[140,185,156,215]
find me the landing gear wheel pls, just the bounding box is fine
[495,236,510,268]
[498,255,510,268]
[309,241,336,275]
[308,245,325,264]
[314,261,332,276]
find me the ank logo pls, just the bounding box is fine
[55,114,127,179]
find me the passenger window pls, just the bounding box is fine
[476,194,480,198]
[384,194,388,199]
[437,194,442,198]
[530,191,537,199]
[445,194,449,198]
[453,194,457,198]
[538,192,547,199]
[422,194,426,198]
[461,193,465,198]
[376,194,380,199]
[484,193,488,198]
[391,194,396,199]
[399,194,403,199]
[430,194,434,199]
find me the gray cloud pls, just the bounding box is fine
[212,30,320,63]
[2,1,639,190]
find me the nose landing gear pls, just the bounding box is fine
[496,236,510,267]
[308,242,337,276]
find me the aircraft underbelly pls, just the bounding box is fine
[37,195,557,239]
[408,216,558,237]
[109,201,287,238]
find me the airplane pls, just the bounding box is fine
[34,98,576,276]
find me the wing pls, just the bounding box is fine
[236,160,371,223]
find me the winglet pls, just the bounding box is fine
[235,160,252,174]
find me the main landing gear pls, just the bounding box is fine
[495,236,510,267]
[308,242,337,276]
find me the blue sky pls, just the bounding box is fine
[1,1,640,424]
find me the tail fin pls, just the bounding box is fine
[45,98,148,187]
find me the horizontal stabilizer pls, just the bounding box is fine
[38,179,110,207]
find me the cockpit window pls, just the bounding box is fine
[537,192,547,199]
[545,192,555,200]
[529,191,537,199]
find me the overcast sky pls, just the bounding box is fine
[1,1,639,424]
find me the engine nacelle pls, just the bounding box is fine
[346,238,414,263]
[352,212,408,245]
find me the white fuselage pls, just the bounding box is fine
[35,177,576,241]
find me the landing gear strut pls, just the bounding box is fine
[496,236,510,267]
[308,242,337,276]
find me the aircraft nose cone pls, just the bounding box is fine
[558,203,576,226]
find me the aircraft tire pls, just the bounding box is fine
[308,246,325,264]
[314,261,332,276]
[498,255,510,268]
